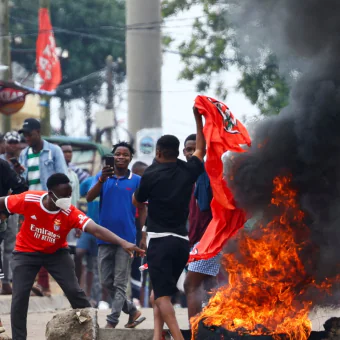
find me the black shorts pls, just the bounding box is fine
[147,236,189,300]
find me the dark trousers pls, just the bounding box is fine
[11,249,91,340]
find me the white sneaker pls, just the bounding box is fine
[98,301,110,310]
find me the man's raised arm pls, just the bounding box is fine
[192,107,206,161]
[86,166,113,202]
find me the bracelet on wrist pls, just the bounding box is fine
[142,226,147,232]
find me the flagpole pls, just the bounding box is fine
[39,0,51,136]
[0,0,11,132]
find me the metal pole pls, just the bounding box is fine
[105,55,114,143]
[106,55,114,111]
[0,0,11,132]
[126,0,162,141]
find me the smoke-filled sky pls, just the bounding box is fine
[225,0,340,300]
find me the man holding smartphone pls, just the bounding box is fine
[87,142,147,329]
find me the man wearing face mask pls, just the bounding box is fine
[18,118,68,297]
[0,173,145,340]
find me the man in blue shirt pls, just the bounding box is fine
[87,142,146,329]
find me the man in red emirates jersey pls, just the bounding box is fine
[0,173,144,340]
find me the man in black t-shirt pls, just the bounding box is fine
[133,108,205,340]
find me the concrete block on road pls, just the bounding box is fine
[46,308,98,340]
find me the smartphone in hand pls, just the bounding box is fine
[104,155,115,167]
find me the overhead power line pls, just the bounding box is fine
[57,69,105,90]
[10,14,207,31]
[9,15,205,33]
[7,15,240,70]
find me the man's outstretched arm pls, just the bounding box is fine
[85,220,145,257]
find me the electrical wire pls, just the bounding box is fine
[7,15,231,62]
[10,14,207,32]
[5,16,233,64]
[7,13,240,87]
[57,69,105,91]
[7,12,211,42]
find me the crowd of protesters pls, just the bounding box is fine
[0,109,222,340]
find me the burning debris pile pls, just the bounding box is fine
[192,177,337,340]
[191,0,340,339]
[226,0,340,302]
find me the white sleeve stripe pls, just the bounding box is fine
[4,196,11,214]
[82,218,92,232]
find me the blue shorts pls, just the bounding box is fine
[188,243,222,277]
[76,231,98,257]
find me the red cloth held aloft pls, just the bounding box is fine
[189,96,251,262]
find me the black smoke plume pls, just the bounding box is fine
[224,0,340,302]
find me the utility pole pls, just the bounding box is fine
[59,99,66,135]
[126,0,162,142]
[105,55,114,143]
[106,55,114,111]
[0,0,11,132]
[39,0,51,136]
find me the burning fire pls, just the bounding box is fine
[191,176,333,340]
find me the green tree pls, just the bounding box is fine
[162,0,290,116]
[10,0,126,135]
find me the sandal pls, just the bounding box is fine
[31,284,43,297]
[124,310,146,328]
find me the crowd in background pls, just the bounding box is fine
[0,121,150,309]
[0,114,223,340]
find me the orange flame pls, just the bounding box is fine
[191,176,332,340]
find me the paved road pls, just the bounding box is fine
[1,294,340,340]
[0,308,189,340]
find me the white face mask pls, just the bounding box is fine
[51,192,72,211]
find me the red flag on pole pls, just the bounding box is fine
[189,95,251,262]
[36,8,61,91]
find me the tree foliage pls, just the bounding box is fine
[10,0,126,102]
[161,0,290,115]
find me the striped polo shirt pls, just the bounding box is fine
[27,148,42,190]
